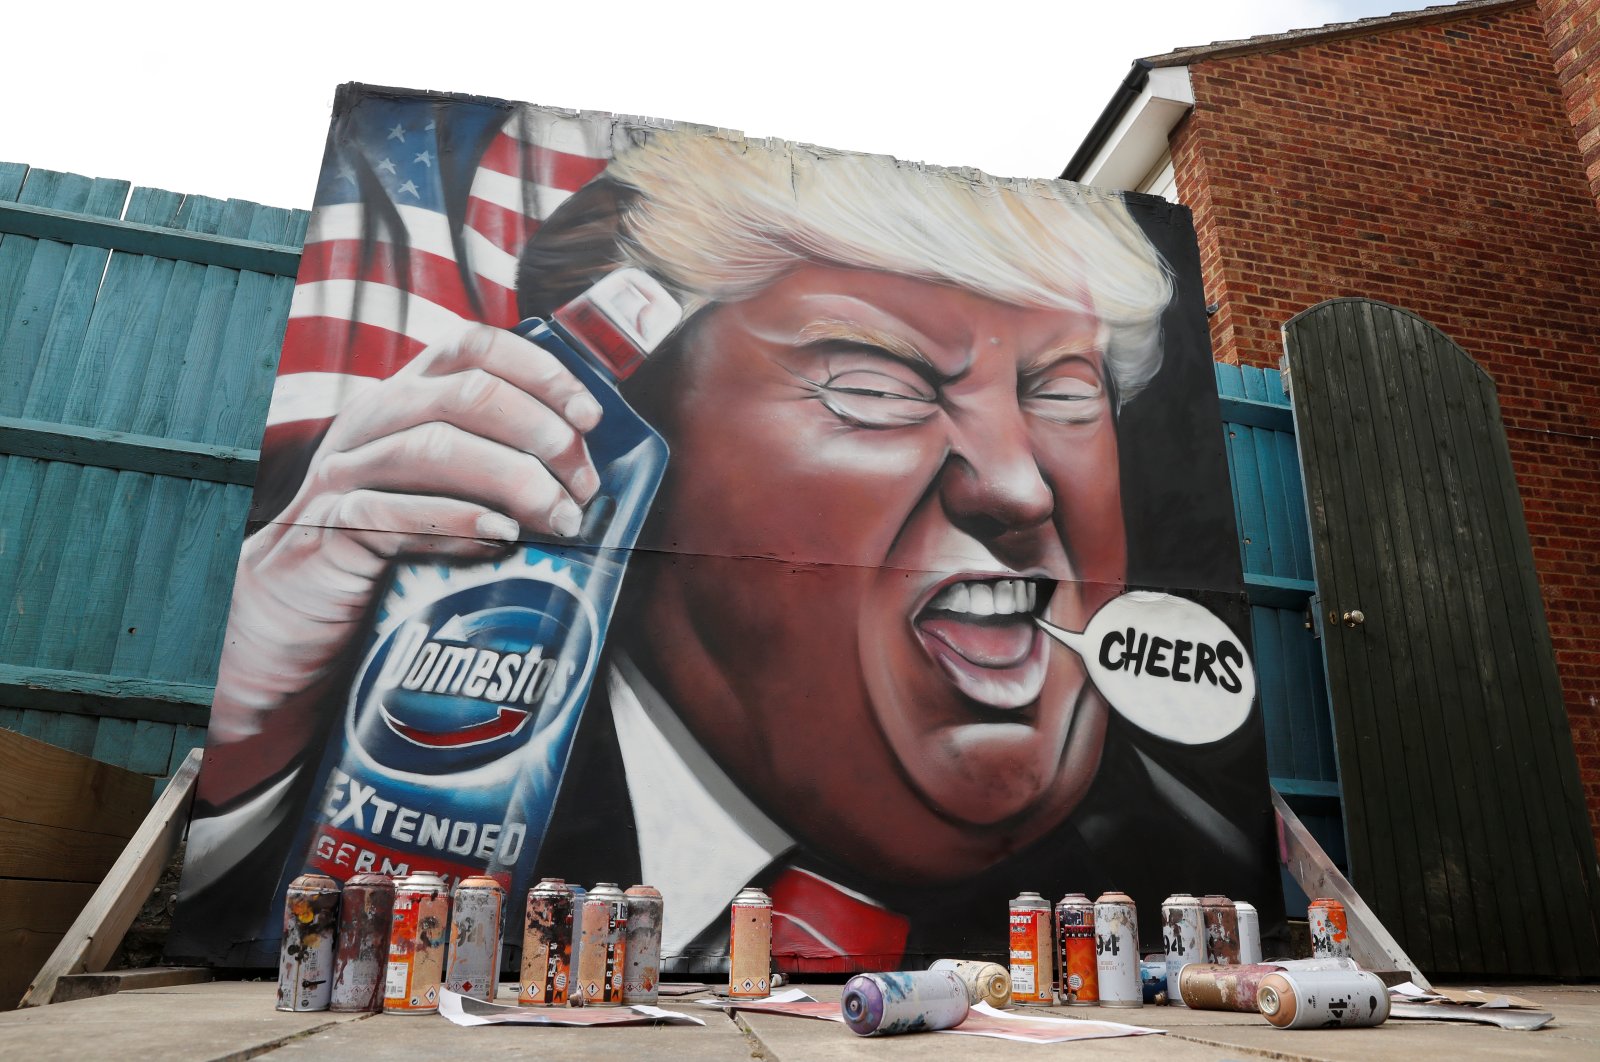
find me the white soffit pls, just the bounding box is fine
[1079,65,1194,191]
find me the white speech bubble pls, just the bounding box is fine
[1036,591,1255,745]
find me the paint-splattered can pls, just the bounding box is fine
[1234,900,1262,964]
[1201,894,1240,964]
[1007,890,1055,1005]
[728,887,773,999]
[445,875,505,1001]
[1176,962,1285,1011]
[277,872,340,1012]
[1308,897,1350,959]
[328,872,394,1012]
[1257,970,1390,1029]
[622,884,663,1005]
[383,870,451,1014]
[841,970,970,1036]
[929,959,1011,1008]
[1055,892,1098,1005]
[576,883,629,1006]
[1160,893,1203,1007]
[1093,890,1140,1008]
[518,877,575,1006]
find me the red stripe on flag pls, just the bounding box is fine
[279,317,429,379]
[467,195,538,261]
[298,240,516,326]
[478,135,608,191]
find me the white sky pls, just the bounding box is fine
[7,0,1412,211]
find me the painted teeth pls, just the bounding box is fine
[928,578,1039,617]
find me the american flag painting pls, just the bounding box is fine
[267,92,613,440]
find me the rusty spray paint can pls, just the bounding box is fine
[1234,900,1262,964]
[1201,894,1240,964]
[1160,893,1203,1006]
[383,870,450,1014]
[277,872,340,1012]
[1007,891,1055,1005]
[445,875,505,1001]
[1093,890,1140,1007]
[1257,969,1390,1029]
[518,877,575,1006]
[622,884,663,1005]
[1055,892,1097,1005]
[1176,957,1358,1011]
[1308,897,1351,959]
[728,887,773,999]
[328,872,393,1012]
[929,959,1011,1008]
[576,883,628,1006]
[841,970,970,1036]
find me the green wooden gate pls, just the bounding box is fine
[1284,297,1600,978]
[0,162,305,788]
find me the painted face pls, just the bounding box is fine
[621,264,1126,880]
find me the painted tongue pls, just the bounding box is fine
[919,615,1035,668]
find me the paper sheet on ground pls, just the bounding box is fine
[438,989,707,1027]
[1388,1001,1553,1030]
[701,991,1163,1042]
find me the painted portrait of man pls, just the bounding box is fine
[171,84,1280,969]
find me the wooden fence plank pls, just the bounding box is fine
[0,728,151,834]
[0,819,130,882]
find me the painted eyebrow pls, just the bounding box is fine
[1021,337,1105,377]
[794,319,944,382]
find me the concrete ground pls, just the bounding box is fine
[0,979,1595,1061]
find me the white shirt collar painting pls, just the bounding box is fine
[607,655,796,957]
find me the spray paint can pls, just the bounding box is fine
[728,887,773,999]
[1234,900,1262,964]
[1140,957,1168,1003]
[929,959,1011,1008]
[277,873,340,1012]
[1257,970,1390,1029]
[445,875,505,1001]
[1201,894,1240,964]
[1160,893,1203,1007]
[519,877,575,1006]
[1055,892,1098,1005]
[841,970,970,1036]
[1308,898,1351,959]
[329,872,394,1012]
[622,884,664,1005]
[384,870,451,1014]
[1007,891,1055,1005]
[1093,890,1140,1008]
[576,883,628,1006]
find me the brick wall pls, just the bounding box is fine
[1539,0,1600,211]
[1167,1,1600,839]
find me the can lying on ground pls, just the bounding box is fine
[929,959,1011,1008]
[841,970,970,1036]
[1257,970,1390,1029]
[329,873,393,1012]
[1177,958,1361,1011]
[277,873,341,1012]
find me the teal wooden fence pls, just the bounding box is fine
[0,162,306,790]
[1215,361,1348,907]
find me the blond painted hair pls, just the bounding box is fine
[525,128,1174,403]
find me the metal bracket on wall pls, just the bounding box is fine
[1307,594,1325,641]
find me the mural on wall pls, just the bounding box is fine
[171,83,1281,969]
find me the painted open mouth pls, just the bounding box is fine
[914,576,1055,711]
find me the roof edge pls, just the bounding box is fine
[1060,60,1153,182]
[1140,0,1533,68]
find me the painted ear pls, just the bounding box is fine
[516,179,637,322]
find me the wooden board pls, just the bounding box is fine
[0,881,98,1010]
[20,747,201,1007]
[1283,298,1600,977]
[0,727,151,835]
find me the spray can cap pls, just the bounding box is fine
[553,267,683,379]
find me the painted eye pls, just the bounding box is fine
[815,369,938,429]
[1024,373,1107,424]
